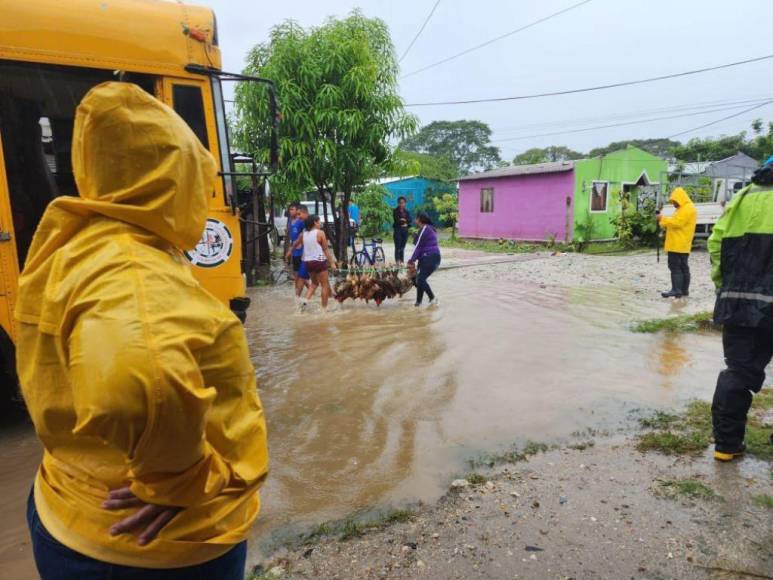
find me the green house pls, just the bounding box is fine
[573,146,667,241]
[458,146,667,243]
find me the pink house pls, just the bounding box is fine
[458,161,576,242]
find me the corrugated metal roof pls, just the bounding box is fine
[372,176,417,185]
[459,160,576,181]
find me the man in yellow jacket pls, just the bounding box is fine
[657,187,698,298]
[16,83,268,578]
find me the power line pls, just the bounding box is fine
[490,102,772,143]
[399,0,441,64]
[667,100,773,139]
[401,0,594,79]
[491,96,773,136]
[404,53,773,106]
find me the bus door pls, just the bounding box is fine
[0,132,18,343]
[157,76,247,308]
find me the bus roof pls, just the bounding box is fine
[0,0,221,76]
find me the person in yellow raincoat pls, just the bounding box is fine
[657,187,697,298]
[15,82,268,579]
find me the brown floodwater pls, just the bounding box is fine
[0,266,725,577]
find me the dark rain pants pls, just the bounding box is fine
[667,252,691,296]
[711,325,773,452]
[394,227,409,263]
[415,253,441,304]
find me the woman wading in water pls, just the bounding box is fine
[290,214,337,309]
[408,212,441,307]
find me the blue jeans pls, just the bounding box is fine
[27,491,247,580]
[416,253,441,304]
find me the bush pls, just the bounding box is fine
[354,184,392,237]
[614,196,659,247]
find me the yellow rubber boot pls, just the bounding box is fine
[713,445,746,462]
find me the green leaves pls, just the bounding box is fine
[233,10,417,211]
[400,120,501,176]
[354,184,392,237]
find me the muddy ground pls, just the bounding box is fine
[255,436,772,580]
[249,248,772,580]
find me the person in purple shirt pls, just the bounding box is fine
[408,212,441,307]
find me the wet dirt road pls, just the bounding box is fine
[0,257,725,577]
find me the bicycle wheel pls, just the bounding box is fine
[350,251,368,268]
[374,246,386,266]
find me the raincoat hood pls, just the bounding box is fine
[72,82,214,249]
[669,187,692,207]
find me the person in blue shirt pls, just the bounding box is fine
[288,203,310,297]
[347,200,360,247]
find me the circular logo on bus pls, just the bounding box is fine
[185,218,234,268]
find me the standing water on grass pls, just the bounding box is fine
[0,265,724,575]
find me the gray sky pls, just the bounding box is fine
[195,0,773,160]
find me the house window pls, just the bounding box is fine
[590,181,608,212]
[480,187,494,213]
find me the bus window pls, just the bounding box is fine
[171,85,210,149]
[0,62,154,267]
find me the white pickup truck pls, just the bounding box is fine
[659,180,749,238]
[274,201,354,242]
[660,200,724,238]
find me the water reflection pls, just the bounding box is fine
[653,334,692,387]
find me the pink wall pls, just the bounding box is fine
[458,170,575,242]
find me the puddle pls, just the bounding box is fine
[0,268,726,574]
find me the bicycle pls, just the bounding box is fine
[349,234,386,268]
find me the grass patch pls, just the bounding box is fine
[440,237,647,256]
[639,411,681,429]
[752,494,773,509]
[302,507,418,544]
[654,478,719,501]
[637,430,710,455]
[465,473,487,485]
[440,237,547,254]
[632,311,716,334]
[468,440,551,469]
[637,392,772,460]
[567,440,596,451]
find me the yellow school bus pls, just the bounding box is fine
[0,0,277,398]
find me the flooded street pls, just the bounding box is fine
[0,254,726,577]
[244,256,724,556]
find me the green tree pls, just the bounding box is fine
[234,13,416,261]
[433,193,458,239]
[354,184,392,237]
[399,120,501,176]
[588,138,680,158]
[392,149,458,181]
[513,145,583,165]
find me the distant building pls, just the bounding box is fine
[458,146,667,242]
[376,176,455,215]
[668,152,758,202]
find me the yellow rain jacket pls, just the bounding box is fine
[15,82,268,569]
[660,187,697,253]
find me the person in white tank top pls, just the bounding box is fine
[289,214,336,308]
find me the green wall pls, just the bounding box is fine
[573,146,667,241]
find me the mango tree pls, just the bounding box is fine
[234,12,415,261]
